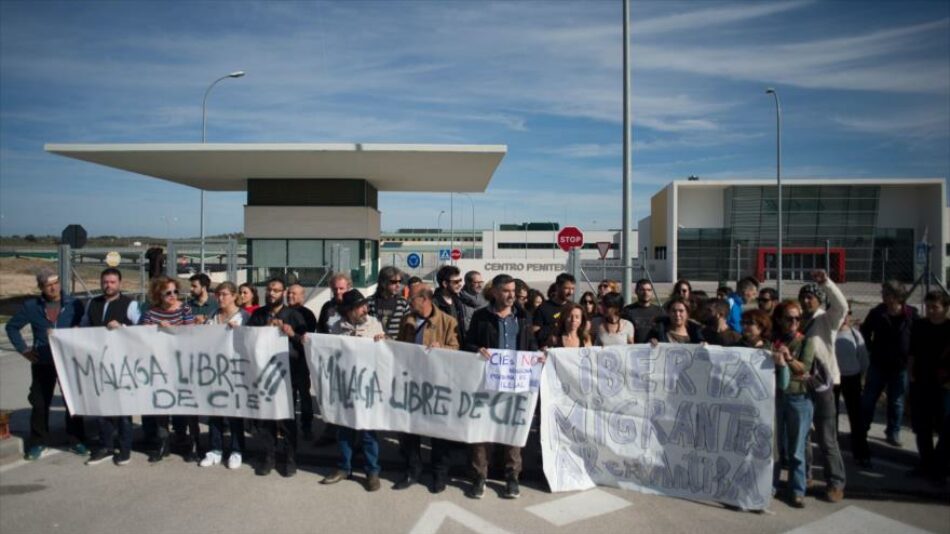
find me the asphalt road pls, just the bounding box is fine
[0,334,947,534]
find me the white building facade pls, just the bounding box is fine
[638,178,948,284]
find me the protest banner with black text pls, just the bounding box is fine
[541,344,775,510]
[50,325,293,419]
[306,334,540,447]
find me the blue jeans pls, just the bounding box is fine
[337,427,380,475]
[862,365,907,440]
[775,393,814,497]
[97,416,133,454]
[208,418,245,454]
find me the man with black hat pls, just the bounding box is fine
[6,269,88,461]
[322,288,386,492]
[247,277,308,478]
[798,269,848,503]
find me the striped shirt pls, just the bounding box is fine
[141,304,196,326]
[367,295,409,338]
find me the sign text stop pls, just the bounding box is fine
[556,226,584,252]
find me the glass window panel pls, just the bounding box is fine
[326,240,360,272]
[251,240,286,268]
[288,240,324,267]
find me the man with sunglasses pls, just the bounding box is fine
[799,269,849,503]
[757,287,778,314]
[367,266,410,339]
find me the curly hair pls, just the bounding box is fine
[148,275,179,307]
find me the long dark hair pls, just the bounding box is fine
[552,302,591,346]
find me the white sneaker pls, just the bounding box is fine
[227,452,242,470]
[199,451,222,467]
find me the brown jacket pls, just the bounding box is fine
[397,306,460,349]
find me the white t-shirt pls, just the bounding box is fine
[211,308,247,326]
[595,318,635,346]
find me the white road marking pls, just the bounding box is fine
[0,447,62,474]
[409,502,513,534]
[782,506,935,534]
[525,489,632,527]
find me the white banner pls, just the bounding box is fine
[306,334,539,447]
[50,325,293,419]
[484,349,544,392]
[541,344,775,510]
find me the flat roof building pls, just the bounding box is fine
[639,178,948,284]
[45,143,506,286]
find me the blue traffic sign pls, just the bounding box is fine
[439,249,451,261]
[406,252,422,269]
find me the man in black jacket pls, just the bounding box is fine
[621,278,666,344]
[861,280,919,447]
[287,283,317,440]
[248,278,308,477]
[81,268,141,466]
[464,274,541,500]
[532,273,575,347]
[434,265,466,343]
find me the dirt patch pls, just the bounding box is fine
[0,257,146,317]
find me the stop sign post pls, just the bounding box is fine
[557,226,584,252]
[61,224,87,249]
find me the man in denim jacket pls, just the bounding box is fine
[5,269,87,460]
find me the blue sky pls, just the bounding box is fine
[1,0,947,237]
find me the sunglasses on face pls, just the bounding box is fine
[163,289,179,297]
[450,279,463,285]
[388,279,402,285]
[784,315,801,322]
[757,297,771,302]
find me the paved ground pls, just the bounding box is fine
[0,331,947,534]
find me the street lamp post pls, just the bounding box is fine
[766,88,783,298]
[199,70,245,274]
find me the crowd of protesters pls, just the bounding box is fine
[6,264,948,507]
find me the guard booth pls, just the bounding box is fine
[45,143,506,288]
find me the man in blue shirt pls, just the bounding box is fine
[5,269,87,460]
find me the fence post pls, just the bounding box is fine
[58,244,71,298]
[166,240,177,278]
[882,247,888,283]
[825,239,831,274]
[138,250,147,300]
[736,242,741,284]
[227,238,238,284]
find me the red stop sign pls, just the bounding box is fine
[557,226,584,252]
[451,248,462,260]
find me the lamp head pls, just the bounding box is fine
[765,88,775,94]
[229,71,246,78]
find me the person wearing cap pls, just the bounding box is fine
[860,279,919,449]
[798,269,848,503]
[5,269,87,460]
[393,284,461,493]
[321,288,386,491]
[247,277,309,477]
[82,267,141,466]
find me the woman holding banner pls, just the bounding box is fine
[200,282,249,470]
[140,276,197,463]
[547,302,592,349]
[771,300,813,508]
[647,297,704,345]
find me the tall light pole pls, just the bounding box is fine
[459,193,476,259]
[621,0,633,304]
[200,70,245,273]
[766,88,783,298]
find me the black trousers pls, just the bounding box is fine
[292,358,313,430]
[835,375,870,461]
[28,363,86,448]
[398,433,457,477]
[261,419,297,462]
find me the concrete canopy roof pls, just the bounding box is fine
[44,143,507,192]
